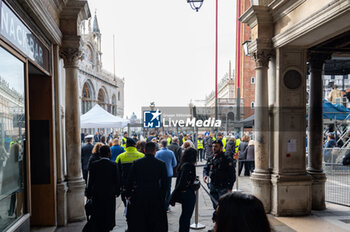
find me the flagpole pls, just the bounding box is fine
[113,34,116,81]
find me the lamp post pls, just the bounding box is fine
[187,0,218,134]
[187,0,204,12]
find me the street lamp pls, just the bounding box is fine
[187,0,204,12]
[242,40,251,56]
[187,0,218,133]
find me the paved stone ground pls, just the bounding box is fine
[54,164,350,232]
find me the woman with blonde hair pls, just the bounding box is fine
[110,139,125,162]
[88,142,104,171]
[238,135,250,176]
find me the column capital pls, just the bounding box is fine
[308,51,331,71]
[60,47,83,68]
[253,50,272,68]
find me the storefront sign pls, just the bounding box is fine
[0,1,50,72]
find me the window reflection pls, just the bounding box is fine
[0,46,25,230]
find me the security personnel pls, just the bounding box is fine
[9,136,18,149]
[182,134,187,144]
[167,134,172,145]
[203,140,235,209]
[235,134,241,153]
[122,132,128,148]
[116,138,144,205]
[197,135,204,162]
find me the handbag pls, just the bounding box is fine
[191,177,200,191]
[85,199,93,220]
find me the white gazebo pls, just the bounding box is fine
[80,104,129,129]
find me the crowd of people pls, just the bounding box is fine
[80,130,267,232]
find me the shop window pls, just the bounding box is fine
[0,46,26,230]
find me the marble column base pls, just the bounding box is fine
[251,171,271,213]
[307,170,327,210]
[271,174,312,216]
[57,182,68,226]
[67,179,86,222]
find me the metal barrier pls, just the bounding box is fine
[324,148,350,206]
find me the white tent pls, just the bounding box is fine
[80,104,130,128]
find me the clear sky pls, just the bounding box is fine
[87,0,237,119]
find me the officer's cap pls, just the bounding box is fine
[85,135,93,139]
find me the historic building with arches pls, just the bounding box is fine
[78,13,124,118]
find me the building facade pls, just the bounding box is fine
[235,0,256,119]
[0,0,92,231]
[204,63,244,127]
[79,14,125,119]
[240,0,350,217]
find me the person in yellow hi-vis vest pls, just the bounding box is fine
[167,134,172,145]
[116,138,144,205]
[122,132,128,148]
[235,134,241,153]
[182,134,188,144]
[197,134,204,162]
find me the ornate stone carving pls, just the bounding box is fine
[253,50,271,68]
[60,47,84,68]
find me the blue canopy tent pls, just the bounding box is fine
[244,100,350,128]
[322,100,350,121]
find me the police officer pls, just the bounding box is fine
[116,138,144,206]
[203,140,235,210]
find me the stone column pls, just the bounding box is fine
[53,45,68,226]
[307,52,329,210]
[60,45,86,222]
[251,50,271,212]
[268,56,276,170]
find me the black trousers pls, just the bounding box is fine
[179,189,196,232]
[198,149,204,162]
[238,160,250,176]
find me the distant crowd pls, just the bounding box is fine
[80,130,269,232]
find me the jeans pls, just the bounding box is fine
[165,177,172,210]
[179,189,196,232]
[208,183,228,209]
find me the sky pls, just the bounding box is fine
[87,0,237,119]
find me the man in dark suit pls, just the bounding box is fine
[81,135,94,183]
[94,132,99,143]
[86,145,120,232]
[125,142,168,232]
